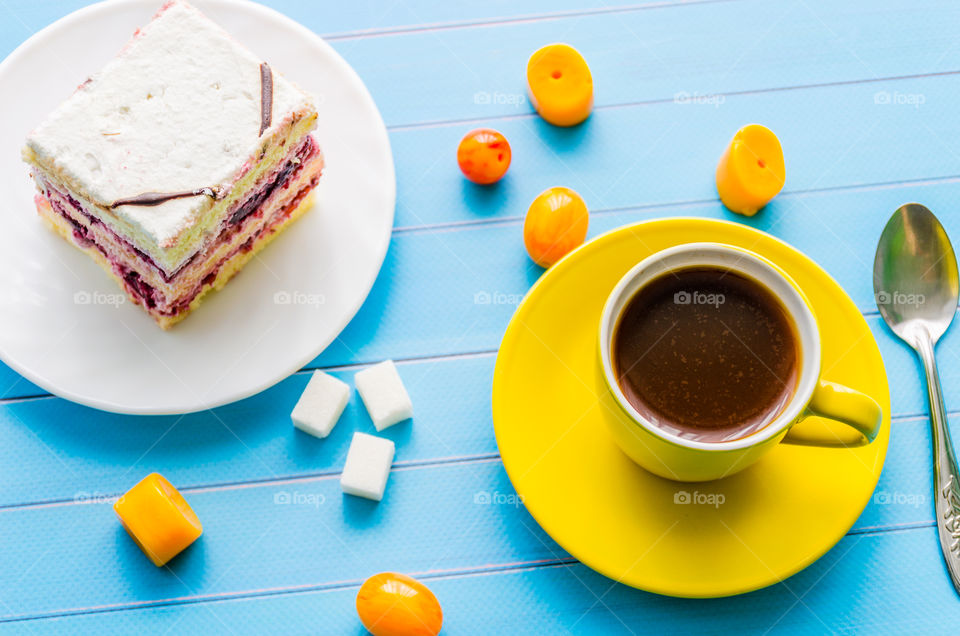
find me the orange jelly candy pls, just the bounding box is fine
[356,572,443,636]
[523,186,589,268]
[113,473,203,567]
[526,43,593,127]
[715,124,786,216]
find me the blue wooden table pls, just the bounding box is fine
[2,0,960,632]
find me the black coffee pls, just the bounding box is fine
[612,267,799,442]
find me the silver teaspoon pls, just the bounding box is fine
[874,203,960,594]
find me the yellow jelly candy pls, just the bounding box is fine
[526,43,593,127]
[114,473,202,567]
[715,124,786,216]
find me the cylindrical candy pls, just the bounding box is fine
[113,472,203,567]
[715,124,785,216]
[526,43,593,127]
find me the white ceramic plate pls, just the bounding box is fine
[0,0,395,414]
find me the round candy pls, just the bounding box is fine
[523,186,589,268]
[356,572,443,636]
[526,43,594,127]
[457,128,511,184]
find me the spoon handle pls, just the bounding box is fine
[916,329,960,594]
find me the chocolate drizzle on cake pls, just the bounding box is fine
[111,187,219,208]
[259,62,273,136]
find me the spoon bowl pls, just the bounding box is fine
[874,203,959,345]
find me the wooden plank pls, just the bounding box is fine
[2,525,956,634]
[0,420,948,621]
[0,356,498,508]
[280,0,694,40]
[0,460,559,620]
[334,0,960,126]
[0,0,671,59]
[390,75,960,230]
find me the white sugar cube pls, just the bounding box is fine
[340,432,395,501]
[291,370,350,439]
[354,360,413,431]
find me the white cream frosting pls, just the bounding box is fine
[25,0,314,273]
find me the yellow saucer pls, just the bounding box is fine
[492,218,890,598]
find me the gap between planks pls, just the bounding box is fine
[385,69,960,133]
[320,0,740,42]
[0,404,943,513]
[0,348,501,406]
[0,556,583,625]
[390,173,960,237]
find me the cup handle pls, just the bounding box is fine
[782,380,883,447]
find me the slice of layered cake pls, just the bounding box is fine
[22,0,323,328]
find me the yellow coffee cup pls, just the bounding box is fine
[598,243,882,482]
